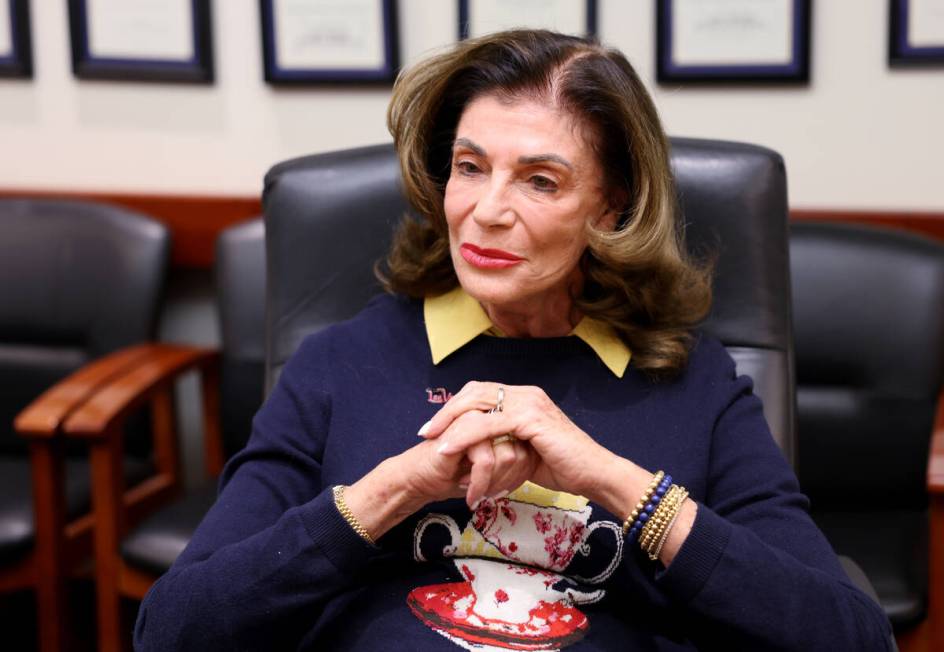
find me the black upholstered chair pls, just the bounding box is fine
[60,218,266,652]
[791,221,944,649]
[119,218,267,579]
[120,219,265,580]
[0,198,169,651]
[263,140,795,456]
[262,141,897,646]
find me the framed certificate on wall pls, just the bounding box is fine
[458,0,597,40]
[657,0,811,83]
[260,0,399,84]
[0,0,33,78]
[68,0,214,83]
[889,0,944,66]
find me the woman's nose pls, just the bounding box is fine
[471,178,515,228]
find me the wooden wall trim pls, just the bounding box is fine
[2,189,942,269]
[791,209,944,244]
[0,189,261,269]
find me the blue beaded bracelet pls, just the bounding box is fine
[626,474,672,544]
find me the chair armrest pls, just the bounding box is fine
[14,343,158,438]
[63,344,219,437]
[62,343,223,477]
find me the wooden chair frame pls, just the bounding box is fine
[61,344,221,652]
[7,345,166,651]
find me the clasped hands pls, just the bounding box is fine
[410,381,616,509]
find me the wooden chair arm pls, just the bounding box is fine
[62,343,223,477]
[14,344,158,438]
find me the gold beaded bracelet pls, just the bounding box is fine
[639,484,682,550]
[332,485,375,546]
[649,493,687,561]
[640,485,688,560]
[622,470,665,535]
[639,485,681,548]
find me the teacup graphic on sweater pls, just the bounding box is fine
[414,482,623,584]
[454,557,603,623]
[410,483,625,650]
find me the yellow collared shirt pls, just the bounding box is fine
[423,286,631,378]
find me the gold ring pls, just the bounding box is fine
[491,434,515,447]
[489,386,505,414]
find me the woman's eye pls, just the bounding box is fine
[455,161,480,176]
[529,175,558,192]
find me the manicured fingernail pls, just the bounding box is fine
[458,483,469,490]
[437,441,453,455]
[491,490,509,500]
[470,498,483,510]
[418,420,432,437]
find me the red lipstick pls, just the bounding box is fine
[459,243,523,269]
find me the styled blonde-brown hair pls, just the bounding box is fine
[379,30,712,376]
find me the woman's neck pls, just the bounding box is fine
[481,293,581,338]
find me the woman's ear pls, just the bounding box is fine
[593,207,620,232]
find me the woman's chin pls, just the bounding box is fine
[458,279,523,309]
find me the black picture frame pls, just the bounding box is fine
[889,0,944,66]
[0,0,33,79]
[260,0,399,85]
[458,0,597,40]
[68,0,214,83]
[657,0,811,84]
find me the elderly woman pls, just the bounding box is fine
[135,31,891,650]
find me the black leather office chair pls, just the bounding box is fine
[791,221,944,648]
[261,142,900,648]
[59,218,266,652]
[0,198,169,652]
[119,218,267,579]
[263,140,795,457]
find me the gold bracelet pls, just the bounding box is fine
[649,493,687,561]
[332,485,375,546]
[642,486,687,558]
[622,470,665,535]
[638,484,677,548]
[639,484,680,550]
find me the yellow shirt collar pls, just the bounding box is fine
[423,286,631,378]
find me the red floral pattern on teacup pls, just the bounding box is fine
[474,498,590,572]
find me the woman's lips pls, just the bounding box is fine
[459,243,523,269]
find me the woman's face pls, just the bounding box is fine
[444,94,616,315]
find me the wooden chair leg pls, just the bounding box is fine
[90,432,128,652]
[150,385,179,482]
[30,439,70,652]
[201,361,224,477]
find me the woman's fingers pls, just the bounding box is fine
[465,439,534,508]
[465,441,496,508]
[435,409,524,456]
[482,439,518,497]
[418,381,505,439]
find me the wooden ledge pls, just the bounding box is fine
[14,344,157,438]
[63,345,219,438]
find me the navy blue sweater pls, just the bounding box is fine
[135,294,892,650]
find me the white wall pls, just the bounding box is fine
[0,0,941,210]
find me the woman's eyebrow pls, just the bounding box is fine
[453,138,573,171]
[453,137,485,155]
[518,153,573,170]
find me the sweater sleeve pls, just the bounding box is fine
[653,352,894,651]
[134,337,379,651]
